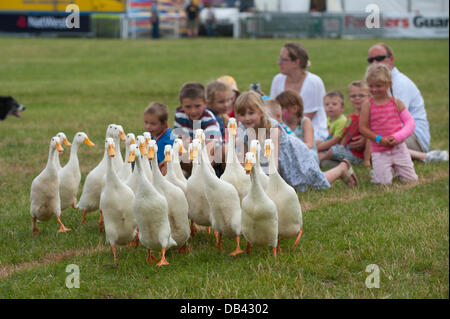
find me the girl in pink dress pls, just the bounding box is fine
[360,64,418,185]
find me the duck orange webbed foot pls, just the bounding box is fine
[146,249,158,263]
[156,248,169,267]
[229,236,244,256]
[56,217,70,233]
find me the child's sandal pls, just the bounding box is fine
[341,159,358,188]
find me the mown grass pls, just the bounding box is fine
[0,37,448,299]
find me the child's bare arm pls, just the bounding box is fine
[316,135,342,151]
[394,98,406,113]
[159,161,168,176]
[302,117,315,149]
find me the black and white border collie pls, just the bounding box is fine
[0,96,26,121]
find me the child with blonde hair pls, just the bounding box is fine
[206,80,233,139]
[235,91,358,191]
[360,64,418,185]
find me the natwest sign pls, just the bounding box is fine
[0,12,90,33]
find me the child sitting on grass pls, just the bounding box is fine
[317,91,347,160]
[274,90,319,163]
[144,102,175,175]
[360,63,418,185]
[206,80,234,140]
[264,98,295,136]
[319,81,371,166]
[173,82,222,176]
[235,91,358,191]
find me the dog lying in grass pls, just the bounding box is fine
[0,96,26,121]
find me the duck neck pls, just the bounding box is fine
[268,149,277,176]
[250,164,264,196]
[167,159,175,177]
[47,146,58,174]
[151,155,164,183]
[200,149,215,185]
[226,132,236,164]
[106,154,120,185]
[67,140,80,167]
[113,136,123,163]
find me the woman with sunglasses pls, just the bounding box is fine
[270,42,328,142]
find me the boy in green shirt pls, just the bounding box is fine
[317,91,347,161]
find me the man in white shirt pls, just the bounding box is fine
[365,43,447,162]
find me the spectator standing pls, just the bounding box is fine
[186,1,200,38]
[150,1,160,39]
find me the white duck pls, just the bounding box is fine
[194,129,215,175]
[249,139,269,190]
[186,141,212,236]
[117,133,135,182]
[172,138,188,185]
[112,124,126,171]
[99,138,137,264]
[30,136,70,234]
[149,140,191,253]
[241,151,278,257]
[55,132,72,171]
[196,139,243,256]
[220,118,251,204]
[264,139,303,251]
[131,144,176,266]
[164,145,187,193]
[126,135,153,193]
[59,132,95,212]
[143,132,152,149]
[77,124,116,230]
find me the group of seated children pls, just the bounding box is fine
[143,64,421,190]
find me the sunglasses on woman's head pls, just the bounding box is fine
[367,55,390,64]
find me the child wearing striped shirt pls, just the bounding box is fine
[173,82,222,175]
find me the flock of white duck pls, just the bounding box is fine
[30,119,303,266]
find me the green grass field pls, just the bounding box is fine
[0,37,448,299]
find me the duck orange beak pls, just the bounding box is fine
[250,146,257,155]
[164,152,171,163]
[229,123,237,136]
[179,144,187,154]
[189,148,194,162]
[147,147,155,160]
[62,137,71,146]
[108,144,115,157]
[55,141,64,153]
[130,138,136,145]
[244,159,253,175]
[119,131,126,141]
[139,143,147,156]
[84,137,95,146]
[128,149,136,163]
[264,144,271,158]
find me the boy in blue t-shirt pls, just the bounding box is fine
[144,102,175,176]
